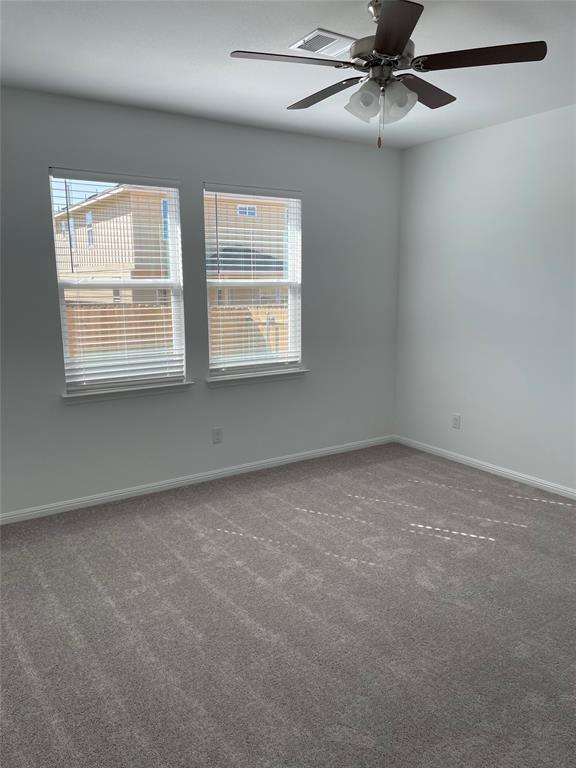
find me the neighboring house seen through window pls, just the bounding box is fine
[49,173,186,394]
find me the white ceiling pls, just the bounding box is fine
[1,0,575,147]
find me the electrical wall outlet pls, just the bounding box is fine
[211,427,223,445]
[451,413,462,430]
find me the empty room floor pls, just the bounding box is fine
[1,444,574,768]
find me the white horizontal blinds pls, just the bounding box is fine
[50,176,185,393]
[204,190,302,372]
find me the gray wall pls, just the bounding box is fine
[396,105,576,490]
[1,88,401,513]
[2,89,574,515]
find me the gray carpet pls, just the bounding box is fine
[1,443,575,768]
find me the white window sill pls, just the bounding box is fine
[206,366,309,386]
[61,379,194,403]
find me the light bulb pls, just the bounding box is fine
[382,80,418,124]
[344,79,382,123]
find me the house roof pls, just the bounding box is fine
[53,184,165,218]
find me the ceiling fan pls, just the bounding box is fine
[230,0,547,143]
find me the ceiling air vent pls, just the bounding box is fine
[289,28,356,59]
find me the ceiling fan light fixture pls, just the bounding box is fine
[344,79,381,122]
[383,80,418,123]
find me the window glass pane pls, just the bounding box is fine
[207,285,297,368]
[62,287,180,356]
[204,193,300,282]
[204,189,301,372]
[50,174,186,393]
[51,180,181,281]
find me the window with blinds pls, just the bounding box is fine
[49,173,186,394]
[204,188,302,375]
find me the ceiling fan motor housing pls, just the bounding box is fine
[350,36,414,70]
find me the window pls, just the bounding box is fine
[85,210,94,247]
[237,205,257,218]
[68,216,76,248]
[50,173,186,394]
[204,188,302,375]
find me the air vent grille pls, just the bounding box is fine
[297,33,337,53]
[289,28,356,59]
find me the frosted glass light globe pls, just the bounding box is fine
[344,80,382,123]
[383,80,418,124]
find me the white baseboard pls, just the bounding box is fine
[1,435,396,525]
[4,434,573,526]
[394,436,576,501]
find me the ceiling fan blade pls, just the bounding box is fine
[287,78,363,110]
[397,74,456,108]
[412,41,547,72]
[374,1,424,56]
[230,50,351,68]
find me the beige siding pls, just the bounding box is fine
[53,187,173,360]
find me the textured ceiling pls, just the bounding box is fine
[1,0,575,147]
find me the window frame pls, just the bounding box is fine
[203,184,304,380]
[49,168,189,397]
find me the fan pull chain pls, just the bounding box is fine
[377,88,385,149]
